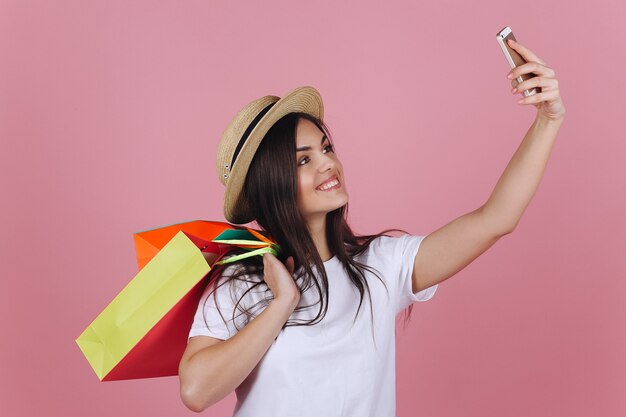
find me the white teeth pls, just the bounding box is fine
[317,179,339,190]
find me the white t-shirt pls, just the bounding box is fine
[188,234,439,417]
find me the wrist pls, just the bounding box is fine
[269,296,299,314]
[534,116,564,134]
[535,112,565,126]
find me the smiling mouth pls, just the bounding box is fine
[316,178,341,191]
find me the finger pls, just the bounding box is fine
[514,76,558,93]
[285,256,295,274]
[507,39,546,65]
[509,61,555,80]
[516,89,559,105]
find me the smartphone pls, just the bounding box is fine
[496,26,539,97]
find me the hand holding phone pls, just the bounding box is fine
[496,26,540,97]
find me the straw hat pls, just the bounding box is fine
[216,86,324,224]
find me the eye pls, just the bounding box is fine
[297,143,334,167]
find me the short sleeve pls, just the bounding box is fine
[390,235,439,314]
[187,264,251,342]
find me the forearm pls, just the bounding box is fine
[482,114,564,234]
[180,298,296,411]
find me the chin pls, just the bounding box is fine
[328,196,349,212]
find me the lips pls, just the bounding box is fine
[315,175,339,188]
[316,174,339,190]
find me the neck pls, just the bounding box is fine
[306,214,332,262]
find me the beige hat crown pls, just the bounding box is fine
[216,86,324,224]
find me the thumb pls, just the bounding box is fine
[285,256,295,274]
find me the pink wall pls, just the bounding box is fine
[1,1,625,416]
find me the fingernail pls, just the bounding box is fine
[507,73,514,79]
[511,87,517,93]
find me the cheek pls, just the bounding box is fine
[296,171,311,201]
[334,157,345,177]
[331,152,342,166]
[296,170,317,202]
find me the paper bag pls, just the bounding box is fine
[75,220,277,381]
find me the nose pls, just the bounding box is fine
[317,152,335,173]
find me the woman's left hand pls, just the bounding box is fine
[507,39,566,121]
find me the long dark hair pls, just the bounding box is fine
[203,112,416,341]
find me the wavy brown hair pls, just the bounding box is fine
[203,112,416,343]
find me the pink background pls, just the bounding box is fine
[1,0,625,416]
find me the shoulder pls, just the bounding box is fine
[367,233,421,253]
[357,234,425,270]
[199,260,265,311]
[206,259,260,297]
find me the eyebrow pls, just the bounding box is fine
[296,134,328,152]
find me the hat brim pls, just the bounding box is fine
[222,86,324,224]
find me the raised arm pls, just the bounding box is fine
[412,39,565,294]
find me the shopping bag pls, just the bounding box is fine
[75,220,278,381]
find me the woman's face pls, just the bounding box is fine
[295,119,349,224]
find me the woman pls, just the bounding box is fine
[179,39,565,416]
